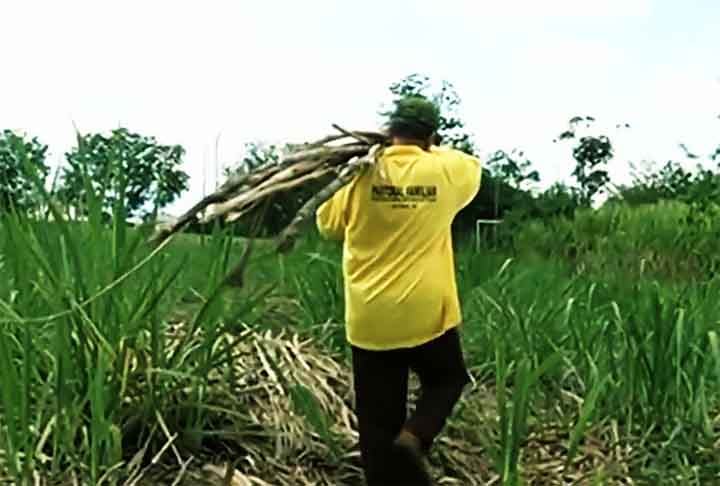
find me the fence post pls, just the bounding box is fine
[475,219,503,251]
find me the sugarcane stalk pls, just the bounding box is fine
[206,159,322,217]
[149,128,387,251]
[150,163,282,245]
[223,166,334,223]
[330,124,377,145]
[287,130,385,151]
[288,133,348,150]
[277,144,367,167]
[222,197,273,288]
[201,144,374,225]
[202,163,332,224]
[275,144,383,253]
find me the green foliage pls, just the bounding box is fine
[472,181,583,248]
[615,160,696,205]
[0,130,49,213]
[615,159,720,211]
[609,157,720,274]
[487,149,540,190]
[281,230,720,483]
[493,344,562,485]
[468,260,720,483]
[453,174,535,236]
[512,200,720,279]
[531,183,583,219]
[59,128,189,220]
[2,172,720,483]
[0,167,258,483]
[556,116,613,206]
[289,384,342,463]
[225,141,281,176]
[572,135,612,200]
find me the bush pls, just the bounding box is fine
[511,200,720,278]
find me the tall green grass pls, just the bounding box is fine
[2,158,720,484]
[246,230,348,355]
[513,200,720,279]
[277,229,720,483]
[466,258,720,482]
[0,180,257,484]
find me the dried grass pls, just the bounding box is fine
[130,329,642,486]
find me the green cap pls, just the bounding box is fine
[386,96,441,134]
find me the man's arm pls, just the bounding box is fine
[456,152,482,209]
[315,183,351,241]
[433,147,482,210]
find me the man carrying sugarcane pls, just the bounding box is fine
[316,96,482,485]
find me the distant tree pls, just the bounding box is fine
[0,129,49,213]
[488,149,540,191]
[675,141,720,213]
[59,128,189,220]
[613,160,694,205]
[225,142,281,177]
[533,183,583,219]
[555,116,614,206]
[613,133,720,209]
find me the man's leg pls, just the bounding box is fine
[351,346,409,484]
[404,327,471,454]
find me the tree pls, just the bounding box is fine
[555,116,614,206]
[224,142,281,177]
[488,149,540,191]
[612,159,694,206]
[612,134,720,208]
[533,183,583,219]
[0,129,49,214]
[59,128,189,220]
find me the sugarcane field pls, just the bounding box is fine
[2,2,720,486]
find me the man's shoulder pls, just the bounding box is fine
[429,145,481,164]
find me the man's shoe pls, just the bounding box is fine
[392,430,434,485]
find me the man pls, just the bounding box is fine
[315,96,482,485]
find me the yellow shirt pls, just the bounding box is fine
[316,145,482,350]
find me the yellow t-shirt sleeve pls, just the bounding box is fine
[437,148,482,210]
[316,184,350,240]
[457,153,482,209]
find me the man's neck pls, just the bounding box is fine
[391,137,430,151]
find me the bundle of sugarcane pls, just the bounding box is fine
[150,126,389,283]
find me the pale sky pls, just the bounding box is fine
[1,0,718,214]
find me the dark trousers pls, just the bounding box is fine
[351,328,471,485]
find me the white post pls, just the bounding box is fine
[475,219,503,251]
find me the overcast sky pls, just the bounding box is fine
[1,0,718,214]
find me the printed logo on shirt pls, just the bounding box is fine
[371,184,437,203]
